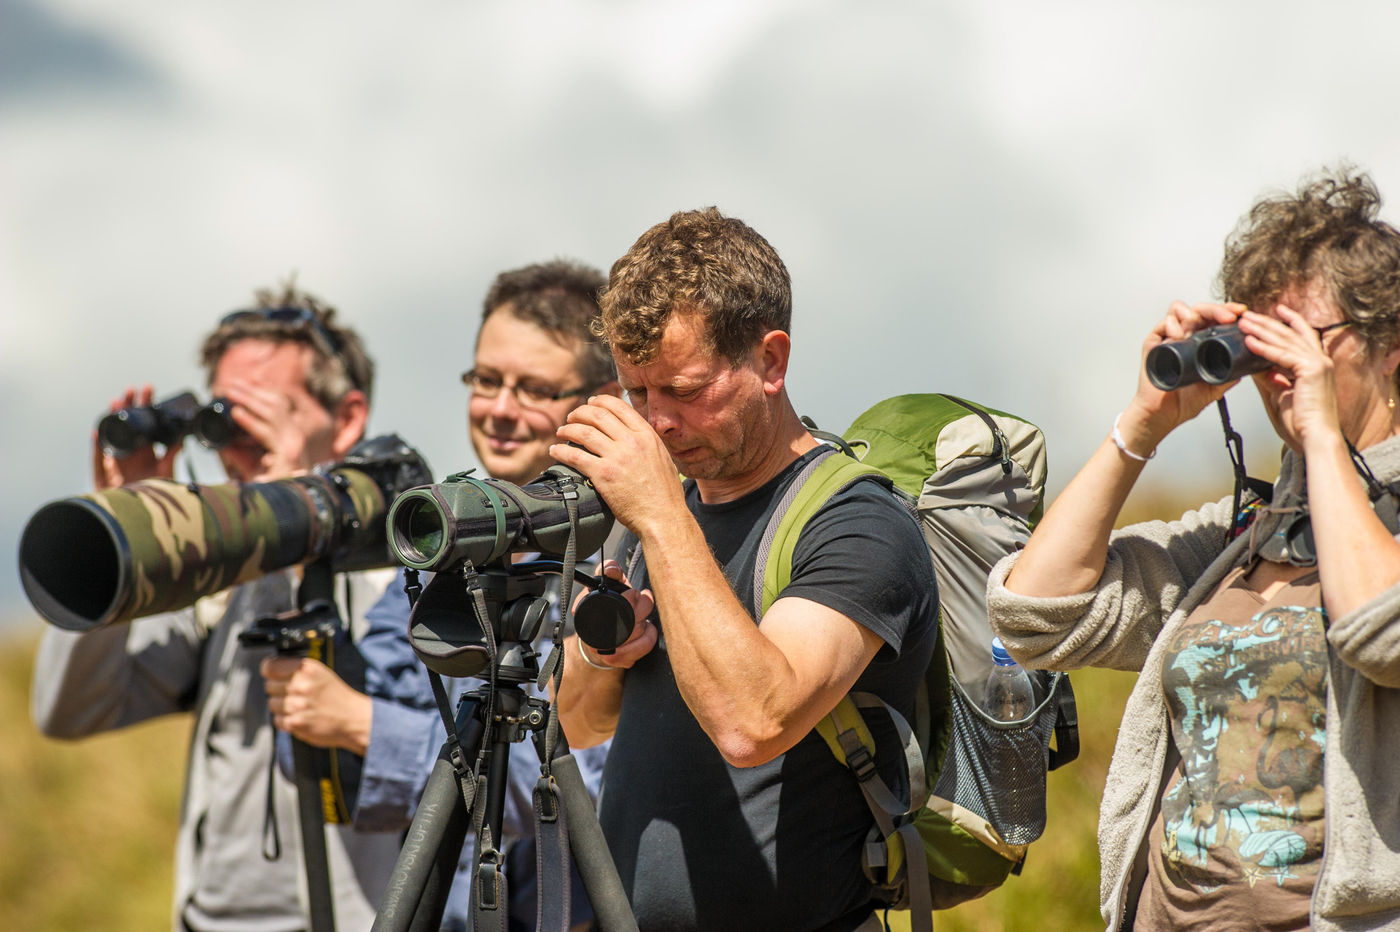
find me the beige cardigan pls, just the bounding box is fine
[987,433,1400,931]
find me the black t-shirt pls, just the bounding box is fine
[598,447,939,932]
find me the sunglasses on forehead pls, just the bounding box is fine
[219,306,345,358]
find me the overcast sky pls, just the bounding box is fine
[6,0,1400,631]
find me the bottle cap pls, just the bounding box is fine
[991,637,1015,666]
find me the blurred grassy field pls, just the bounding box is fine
[2,484,1192,930]
[0,626,189,930]
[0,625,1136,932]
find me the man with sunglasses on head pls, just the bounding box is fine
[33,282,419,932]
[262,260,621,931]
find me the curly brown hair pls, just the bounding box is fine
[199,277,375,410]
[481,259,616,389]
[1218,168,1400,382]
[597,207,791,366]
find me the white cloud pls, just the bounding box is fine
[5,0,1400,625]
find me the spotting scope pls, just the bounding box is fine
[386,464,614,572]
[18,434,431,632]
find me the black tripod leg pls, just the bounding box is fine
[373,697,488,932]
[372,755,471,932]
[408,756,474,932]
[291,736,337,932]
[551,754,638,932]
[470,703,518,932]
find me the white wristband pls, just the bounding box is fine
[576,636,617,672]
[1111,412,1156,463]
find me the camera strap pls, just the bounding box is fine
[533,477,580,932]
[464,560,511,927]
[405,567,486,819]
[538,477,580,775]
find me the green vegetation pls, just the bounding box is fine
[0,625,1136,932]
[1,628,188,930]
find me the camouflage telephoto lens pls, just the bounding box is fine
[18,434,432,631]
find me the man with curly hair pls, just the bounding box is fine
[552,208,939,932]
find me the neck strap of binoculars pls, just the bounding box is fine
[1218,399,1276,543]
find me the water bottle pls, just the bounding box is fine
[982,637,1034,722]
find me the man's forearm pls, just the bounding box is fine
[636,515,874,766]
[556,635,625,747]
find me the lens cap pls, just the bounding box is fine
[574,576,634,654]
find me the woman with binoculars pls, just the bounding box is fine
[987,168,1400,931]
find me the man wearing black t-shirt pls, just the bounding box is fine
[551,208,938,932]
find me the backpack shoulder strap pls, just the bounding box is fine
[753,447,890,618]
[755,443,934,931]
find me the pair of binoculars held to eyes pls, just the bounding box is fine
[96,392,242,459]
[1145,323,1271,391]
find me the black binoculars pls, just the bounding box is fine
[96,393,243,458]
[1145,323,1271,391]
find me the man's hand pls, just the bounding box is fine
[556,559,656,747]
[91,385,181,490]
[221,377,336,480]
[550,394,687,539]
[260,655,372,755]
[572,560,658,671]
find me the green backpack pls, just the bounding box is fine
[755,394,1079,932]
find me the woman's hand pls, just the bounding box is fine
[1237,306,1342,453]
[1005,300,1245,599]
[1119,301,1245,454]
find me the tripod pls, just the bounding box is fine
[372,562,638,932]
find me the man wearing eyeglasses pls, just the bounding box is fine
[463,262,621,488]
[33,282,418,932]
[262,260,621,931]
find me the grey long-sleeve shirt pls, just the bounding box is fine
[33,567,406,932]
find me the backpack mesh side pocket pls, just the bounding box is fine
[930,669,1065,847]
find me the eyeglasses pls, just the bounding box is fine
[1312,320,1351,342]
[461,369,590,407]
[220,306,345,361]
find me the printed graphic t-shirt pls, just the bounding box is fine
[1134,564,1328,931]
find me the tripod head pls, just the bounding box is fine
[405,561,552,682]
[373,558,642,932]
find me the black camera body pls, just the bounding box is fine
[1146,323,1271,391]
